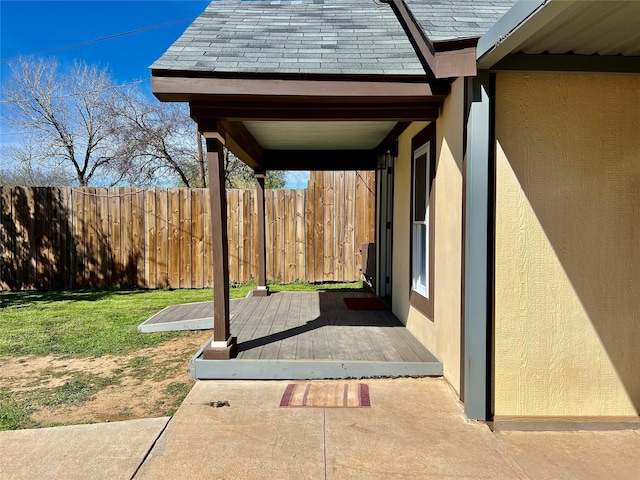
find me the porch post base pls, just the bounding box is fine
[252,286,270,297]
[202,337,237,360]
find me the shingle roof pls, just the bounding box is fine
[406,0,517,42]
[151,0,517,76]
[151,0,424,75]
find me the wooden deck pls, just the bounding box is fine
[144,291,442,379]
[138,299,242,333]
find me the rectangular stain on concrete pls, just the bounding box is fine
[280,382,370,408]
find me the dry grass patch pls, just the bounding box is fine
[0,330,211,429]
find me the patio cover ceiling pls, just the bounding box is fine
[153,72,449,170]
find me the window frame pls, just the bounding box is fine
[409,123,436,319]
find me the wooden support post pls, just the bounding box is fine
[203,135,236,359]
[253,170,269,297]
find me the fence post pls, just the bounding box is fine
[253,171,269,296]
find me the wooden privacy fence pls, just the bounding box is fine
[0,171,375,291]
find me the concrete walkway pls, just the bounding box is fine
[0,417,169,480]
[2,378,639,479]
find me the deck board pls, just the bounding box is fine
[142,291,443,379]
[235,291,438,364]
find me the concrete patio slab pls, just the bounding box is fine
[3,380,639,480]
[134,381,326,480]
[324,379,526,479]
[135,378,527,480]
[495,430,640,480]
[0,417,169,480]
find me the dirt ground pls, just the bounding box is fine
[0,330,212,427]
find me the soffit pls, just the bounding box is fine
[243,121,397,150]
[478,0,640,68]
[517,1,640,56]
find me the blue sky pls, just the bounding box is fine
[0,0,204,182]
[1,0,210,91]
[0,0,309,187]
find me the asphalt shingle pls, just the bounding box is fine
[151,0,518,76]
[405,0,517,42]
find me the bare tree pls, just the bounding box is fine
[0,157,69,187]
[108,90,208,187]
[2,57,287,189]
[223,149,286,189]
[111,90,286,189]
[1,58,124,186]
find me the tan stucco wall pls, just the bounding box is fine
[494,72,640,416]
[392,78,465,393]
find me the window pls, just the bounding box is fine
[412,143,430,297]
[410,124,435,318]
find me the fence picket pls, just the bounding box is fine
[313,173,324,282]
[167,189,180,288]
[0,172,374,291]
[295,189,305,282]
[156,189,169,288]
[335,172,345,281]
[305,183,315,283]
[202,189,213,287]
[265,189,274,281]
[0,189,14,290]
[285,190,296,283]
[227,189,240,283]
[179,189,192,289]
[250,190,259,282]
[191,190,204,289]
[323,171,334,281]
[134,189,146,288]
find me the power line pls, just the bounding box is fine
[0,78,151,104]
[0,17,196,64]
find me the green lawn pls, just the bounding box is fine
[0,281,362,430]
[0,281,362,358]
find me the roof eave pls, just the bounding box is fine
[477,0,578,69]
[150,71,450,103]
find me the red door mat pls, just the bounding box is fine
[343,297,386,310]
[280,383,370,408]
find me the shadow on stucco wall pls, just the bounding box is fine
[494,72,640,414]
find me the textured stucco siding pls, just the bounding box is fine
[392,121,427,326]
[392,79,465,394]
[494,72,640,416]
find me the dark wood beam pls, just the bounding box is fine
[153,76,443,101]
[220,120,264,170]
[194,118,225,137]
[262,150,378,171]
[193,114,265,170]
[190,104,441,122]
[203,136,236,360]
[376,122,411,153]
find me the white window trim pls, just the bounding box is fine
[412,141,430,298]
